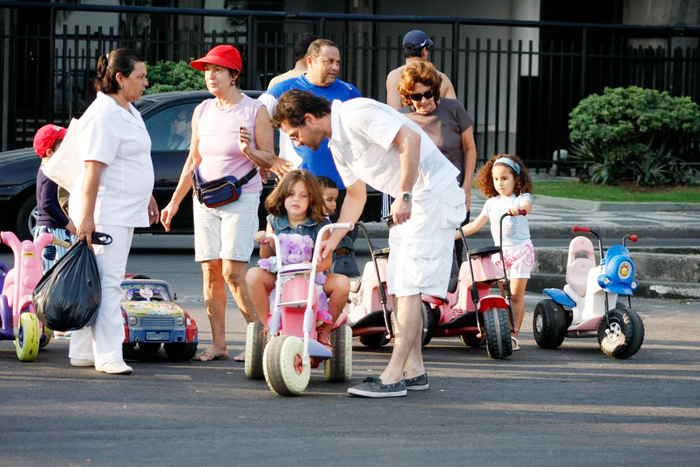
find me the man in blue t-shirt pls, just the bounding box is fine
[260,38,361,187]
[260,38,362,276]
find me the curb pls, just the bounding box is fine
[528,273,700,301]
[363,220,700,240]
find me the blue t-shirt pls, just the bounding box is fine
[265,75,361,189]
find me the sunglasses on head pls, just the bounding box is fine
[408,89,435,101]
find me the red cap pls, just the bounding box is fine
[190,45,242,72]
[33,124,67,157]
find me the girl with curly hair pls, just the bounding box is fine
[458,154,534,350]
[245,170,350,349]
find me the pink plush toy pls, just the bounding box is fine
[258,233,333,324]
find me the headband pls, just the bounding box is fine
[494,157,520,175]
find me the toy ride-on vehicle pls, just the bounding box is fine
[120,275,198,361]
[534,226,645,359]
[340,222,394,349]
[0,231,68,361]
[420,212,525,360]
[244,223,354,396]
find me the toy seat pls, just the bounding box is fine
[566,236,596,297]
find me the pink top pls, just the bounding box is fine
[197,94,262,193]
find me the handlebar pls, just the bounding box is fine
[572,226,591,233]
[628,234,638,243]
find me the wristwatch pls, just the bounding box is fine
[401,191,412,203]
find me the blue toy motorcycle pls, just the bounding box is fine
[533,226,645,359]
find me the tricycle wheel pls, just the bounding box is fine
[139,343,161,353]
[324,325,352,382]
[164,343,198,361]
[598,307,645,359]
[484,307,512,360]
[244,321,265,379]
[263,335,310,396]
[358,333,389,348]
[533,299,568,349]
[459,333,485,348]
[15,312,40,362]
[40,325,52,348]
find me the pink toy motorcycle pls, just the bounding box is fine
[337,222,394,348]
[0,231,69,361]
[244,222,354,396]
[420,211,527,360]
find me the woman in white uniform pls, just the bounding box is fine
[68,47,159,375]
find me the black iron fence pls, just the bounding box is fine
[2,1,700,171]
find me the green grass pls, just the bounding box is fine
[532,181,700,203]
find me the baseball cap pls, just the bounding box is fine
[33,124,67,157]
[190,45,243,72]
[402,30,434,49]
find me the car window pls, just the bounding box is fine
[145,103,197,151]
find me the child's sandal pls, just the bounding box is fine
[317,329,332,350]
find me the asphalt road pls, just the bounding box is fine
[0,238,699,466]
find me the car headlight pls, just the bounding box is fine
[176,316,185,326]
[128,316,138,326]
[597,275,611,288]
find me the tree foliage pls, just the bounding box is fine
[145,60,206,94]
[569,86,700,186]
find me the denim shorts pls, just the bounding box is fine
[193,192,260,262]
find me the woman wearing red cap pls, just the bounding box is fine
[161,45,276,362]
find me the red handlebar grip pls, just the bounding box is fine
[572,226,591,233]
[629,234,638,243]
[518,209,527,216]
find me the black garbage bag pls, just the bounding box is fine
[34,239,101,332]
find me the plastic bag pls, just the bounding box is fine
[34,239,101,332]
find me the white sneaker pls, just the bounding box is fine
[70,358,95,367]
[96,360,132,375]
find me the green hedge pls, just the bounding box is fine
[568,86,700,186]
[145,60,206,94]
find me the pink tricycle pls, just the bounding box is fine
[0,231,69,361]
[244,222,354,396]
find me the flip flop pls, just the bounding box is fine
[194,349,229,361]
[233,351,245,362]
[511,336,521,351]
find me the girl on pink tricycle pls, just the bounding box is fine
[246,170,350,350]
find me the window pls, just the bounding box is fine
[145,103,197,151]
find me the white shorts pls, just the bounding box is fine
[193,192,260,262]
[493,240,535,279]
[387,183,466,297]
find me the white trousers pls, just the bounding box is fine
[69,225,133,366]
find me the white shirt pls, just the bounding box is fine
[328,98,458,200]
[481,193,532,247]
[69,92,154,228]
